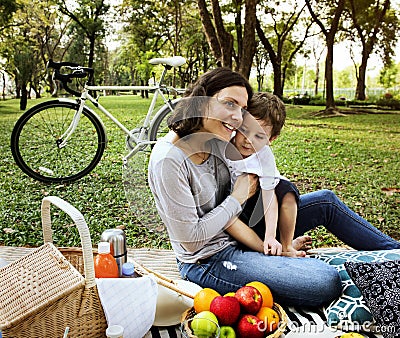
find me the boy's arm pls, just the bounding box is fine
[225,217,264,253]
[261,189,281,255]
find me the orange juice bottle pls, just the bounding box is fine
[94,242,119,278]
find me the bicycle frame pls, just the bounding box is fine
[59,65,176,162]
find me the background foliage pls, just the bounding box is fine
[0,0,399,109]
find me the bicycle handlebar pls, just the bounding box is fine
[47,59,94,97]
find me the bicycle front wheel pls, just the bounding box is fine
[149,99,180,142]
[11,99,107,183]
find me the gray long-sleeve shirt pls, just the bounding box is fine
[148,133,242,263]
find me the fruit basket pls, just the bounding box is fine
[181,303,287,338]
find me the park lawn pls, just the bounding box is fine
[0,95,399,249]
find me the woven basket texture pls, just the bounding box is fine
[181,303,287,338]
[0,196,108,337]
[59,246,98,276]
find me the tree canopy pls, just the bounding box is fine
[0,0,399,110]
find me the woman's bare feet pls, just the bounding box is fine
[292,235,312,251]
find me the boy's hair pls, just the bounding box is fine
[248,92,286,138]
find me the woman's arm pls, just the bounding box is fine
[149,154,257,253]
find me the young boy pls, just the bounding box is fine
[225,92,306,257]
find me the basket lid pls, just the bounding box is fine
[0,243,85,330]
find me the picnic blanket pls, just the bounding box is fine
[0,246,384,338]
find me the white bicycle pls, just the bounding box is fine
[10,56,186,183]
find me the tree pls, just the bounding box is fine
[23,0,72,97]
[0,0,18,31]
[346,0,398,100]
[1,31,40,109]
[239,0,257,77]
[197,0,232,67]
[379,61,399,89]
[57,0,109,68]
[119,0,209,89]
[256,0,312,97]
[254,43,270,91]
[196,0,257,78]
[0,0,47,109]
[309,35,325,96]
[306,0,346,113]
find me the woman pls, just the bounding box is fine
[148,67,400,307]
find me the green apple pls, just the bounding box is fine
[220,325,236,338]
[190,311,219,337]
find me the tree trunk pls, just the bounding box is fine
[15,79,21,99]
[355,53,368,100]
[211,0,233,68]
[31,83,41,99]
[239,0,257,78]
[20,83,28,110]
[256,19,282,97]
[314,62,319,96]
[305,0,345,112]
[1,72,5,100]
[197,0,222,66]
[48,71,57,97]
[273,64,283,98]
[325,42,335,109]
[88,35,96,68]
[349,0,390,101]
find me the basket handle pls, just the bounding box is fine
[41,196,96,288]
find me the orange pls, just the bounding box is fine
[256,306,279,333]
[193,288,221,313]
[246,281,274,308]
[223,292,235,297]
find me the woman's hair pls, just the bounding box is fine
[167,97,210,138]
[248,92,286,138]
[168,67,253,137]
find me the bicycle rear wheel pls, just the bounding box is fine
[149,99,180,142]
[11,99,107,183]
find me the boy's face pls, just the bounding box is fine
[233,112,273,158]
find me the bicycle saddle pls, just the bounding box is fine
[149,56,186,68]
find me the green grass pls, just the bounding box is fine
[1,96,399,250]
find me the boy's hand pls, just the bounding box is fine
[231,173,258,205]
[264,237,282,256]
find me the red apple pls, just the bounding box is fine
[210,296,241,326]
[236,314,264,338]
[234,285,263,314]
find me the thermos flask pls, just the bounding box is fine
[100,229,127,277]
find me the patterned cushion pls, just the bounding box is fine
[345,260,400,338]
[311,249,400,331]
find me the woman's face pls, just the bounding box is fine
[200,86,248,142]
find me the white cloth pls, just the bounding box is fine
[225,145,280,190]
[96,276,158,338]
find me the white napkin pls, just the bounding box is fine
[96,276,158,338]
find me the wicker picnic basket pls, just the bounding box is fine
[0,196,107,337]
[181,303,287,338]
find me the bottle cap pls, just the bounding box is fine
[106,324,124,337]
[122,262,135,276]
[98,241,111,254]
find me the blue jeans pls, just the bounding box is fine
[177,190,400,307]
[295,190,400,250]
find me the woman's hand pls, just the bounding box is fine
[231,173,258,205]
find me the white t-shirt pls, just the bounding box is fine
[224,145,281,191]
